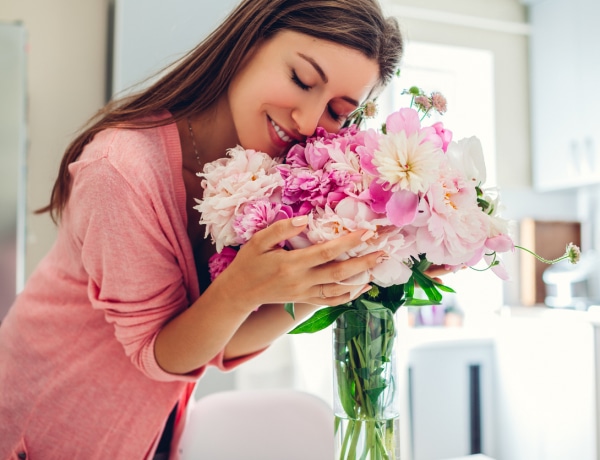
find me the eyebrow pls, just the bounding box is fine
[297,53,360,107]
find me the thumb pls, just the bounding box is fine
[251,215,308,249]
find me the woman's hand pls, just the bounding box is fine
[424,264,451,283]
[155,216,385,373]
[210,215,386,311]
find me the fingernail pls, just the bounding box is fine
[376,253,390,264]
[292,215,308,227]
[360,230,375,241]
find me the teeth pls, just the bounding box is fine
[270,119,292,143]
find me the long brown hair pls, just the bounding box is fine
[40,0,403,222]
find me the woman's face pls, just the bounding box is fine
[227,30,380,157]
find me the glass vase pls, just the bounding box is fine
[333,305,400,460]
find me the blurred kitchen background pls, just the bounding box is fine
[1,0,599,459]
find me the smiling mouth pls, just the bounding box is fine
[270,119,293,143]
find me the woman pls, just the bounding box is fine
[0,0,403,458]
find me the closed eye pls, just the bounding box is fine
[328,106,342,122]
[291,70,311,91]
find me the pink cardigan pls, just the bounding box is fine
[0,116,255,459]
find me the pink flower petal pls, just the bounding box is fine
[368,181,392,213]
[465,247,485,266]
[484,254,511,280]
[492,263,510,280]
[386,190,419,226]
[385,108,422,136]
[486,234,514,253]
[431,122,453,152]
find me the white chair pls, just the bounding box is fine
[178,389,335,460]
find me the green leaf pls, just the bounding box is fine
[284,302,295,319]
[382,299,405,314]
[366,385,388,406]
[337,324,363,344]
[412,255,432,272]
[405,279,415,298]
[369,336,383,358]
[288,305,349,334]
[404,297,441,307]
[411,269,443,303]
[335,361,357,418]
[434,281,455,294]
[359,299,389,311]
[355,367,372,379]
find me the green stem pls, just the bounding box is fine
[375,421,391,460]
[348,336,370,416]
[514,245,571,264]
[469,252,498,273]
[347,419,362,459]
[339,418,353,460]
[336,309,397,459]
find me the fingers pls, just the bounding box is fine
[296,229,376,266]
[249,216,309,250]
[310,249,384,287]
[249,217,377,268]
[240,217,384,305]
[425,264,451,278]
[311,282,372,306]
[317,282,370,300]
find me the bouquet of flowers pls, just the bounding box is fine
[194,86,579,459]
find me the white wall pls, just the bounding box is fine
[0,23,27,319]
[0,0,110,279]
[112,0,240,96]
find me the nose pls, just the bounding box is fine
[291,102,325,137]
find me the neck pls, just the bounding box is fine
[179,95,238,172]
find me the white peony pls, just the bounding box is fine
[194,146,283,252]
[372,130,443,194]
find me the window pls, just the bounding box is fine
[370,42,504,319]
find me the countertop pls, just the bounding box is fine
[403,304,600,351]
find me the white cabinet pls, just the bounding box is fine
[406,312,597,460]
[494,311,596,460]
[528,0,600,190]
[407,332,496,460]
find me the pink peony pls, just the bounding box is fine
[233,199,293,244]
[208,247,238,281]
[287,197,415,288]
[278,167,333,210]
[194,86,521,303]
[414,166,489,266]
[385,107,422,137]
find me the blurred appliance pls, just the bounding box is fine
[543,250,600,310]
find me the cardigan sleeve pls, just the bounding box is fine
[65,132,233,381]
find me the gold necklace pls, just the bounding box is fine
[186,117,202,168]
